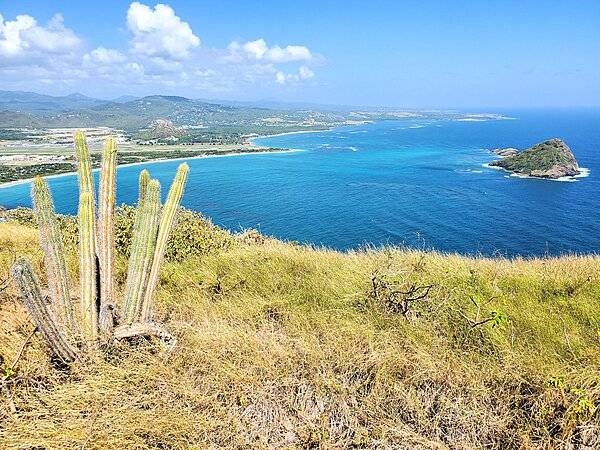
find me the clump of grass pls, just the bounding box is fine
[0,220,599,448]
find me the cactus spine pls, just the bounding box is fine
[31,177,74,332]
[98,137,117,334]
[122,179,161,323]
[79,192,97,340]
[11,258,77,363]
[141,163,189,321]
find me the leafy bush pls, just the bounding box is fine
[3,205,233,261]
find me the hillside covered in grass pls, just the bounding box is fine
[0,210,599,449]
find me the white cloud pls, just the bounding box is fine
[229,38,312,63]
[275,66,315,85]
[84,47,127,64]
[127,2,200,60]
[275,71,286,85]
[0,4,320,97]
[0,13,81,58]
[299,65,314,80]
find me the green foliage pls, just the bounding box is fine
[490,138,577,173]
[489,310,508,328]
[1,207,36,225]
[4,205,232,261]
[163,208,233,260]
[570,388,596,417]
[0,163,75,184]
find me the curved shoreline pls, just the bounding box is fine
[250,128,333,141]
[1,128,334,191]
[0,147,302,190]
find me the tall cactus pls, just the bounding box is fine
[98,137,117,334]
[122,179,161,323]
[11,258,77,363]
[79,192,97,340]
[31,177,74,333]
[11,132,187,363]
[141,163,189,321]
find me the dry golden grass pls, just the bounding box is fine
[0,221,599,449]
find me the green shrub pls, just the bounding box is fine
[3,205,232,261]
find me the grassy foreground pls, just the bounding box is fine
[0,215,599,449]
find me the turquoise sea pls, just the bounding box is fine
[1,108,599,256]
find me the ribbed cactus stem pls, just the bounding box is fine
[11,258,77,363]
[31,177,74,332]
[79,192,97,340]
[141,163,189,321]
[122,180,161,324]
[74,131,96,203]
[98,137,117,335]
[138,169,150,205]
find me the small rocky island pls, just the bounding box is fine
[489,138,582,179]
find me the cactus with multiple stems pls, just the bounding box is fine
[10,132,189,361]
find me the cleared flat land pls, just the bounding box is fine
[0,138,281,184]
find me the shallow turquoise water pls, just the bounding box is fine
[2,108,599,256]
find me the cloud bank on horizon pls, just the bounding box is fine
[0,2,318,98]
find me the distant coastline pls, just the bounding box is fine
[0,146,300,190]
[249,127,336,142]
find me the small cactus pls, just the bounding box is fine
[31,177,74,332]
[141,163,189,321]
[11,258,77,363]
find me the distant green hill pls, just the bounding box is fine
[0,90,511,134]
[0,90,109,113]
[0,91,351,132]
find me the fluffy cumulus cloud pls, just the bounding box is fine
[0,13,81,58]
[83,47,127,65]
[0,2,320,96]
[276,65,315,84]
[228,38,312,63]
[126,2,200,60]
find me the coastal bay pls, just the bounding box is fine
[0,139,288,185]
[2,109,598,257]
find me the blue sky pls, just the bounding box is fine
[0,0,599,107]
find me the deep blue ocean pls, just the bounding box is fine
[1,108,599,256]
